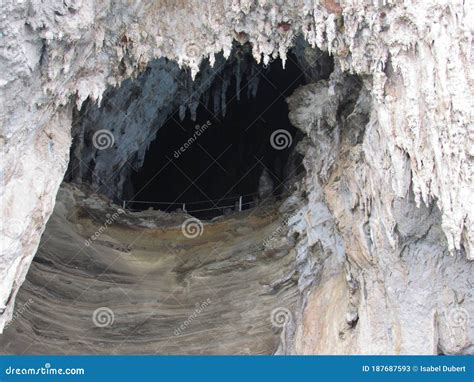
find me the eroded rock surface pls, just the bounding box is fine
[0,184,299,354]
[1,0,473,354]
[286,77,473,354]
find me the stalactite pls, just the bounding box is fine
[235,56,242,101]
[221,75,229,117]
[1,1,471,356]
[213,83,220,116]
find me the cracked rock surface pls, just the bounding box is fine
[0,0,473,354]
[0,184,299,354]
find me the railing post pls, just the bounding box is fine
[122,200,126,209]
[183,203,186,213]
[239,196,242,212]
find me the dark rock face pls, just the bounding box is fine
[66,42,331,204]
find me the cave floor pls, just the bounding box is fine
[0,185,298,354]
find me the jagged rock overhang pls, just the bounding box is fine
[1,1,472,344]
[65,40,333,204]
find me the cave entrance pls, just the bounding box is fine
[128,54,306,218]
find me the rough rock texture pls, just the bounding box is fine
[66,47,266,200]
[1,0,473,354]
[284,73,473,354]
[0,184,299,354]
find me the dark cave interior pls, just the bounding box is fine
[65,44,336,219]
[128,54,307,218]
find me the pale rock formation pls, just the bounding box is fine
[258,167,274,200]
[285,72,473,354]
[0,0,472,354]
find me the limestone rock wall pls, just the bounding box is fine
[285,71,473,354]
[1,0,472,354]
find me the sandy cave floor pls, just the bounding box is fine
[0,185,299,354]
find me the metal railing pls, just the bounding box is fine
[121,192,262,213]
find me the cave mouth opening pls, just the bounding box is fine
[66,42,335,219]
[127,53,308,218]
